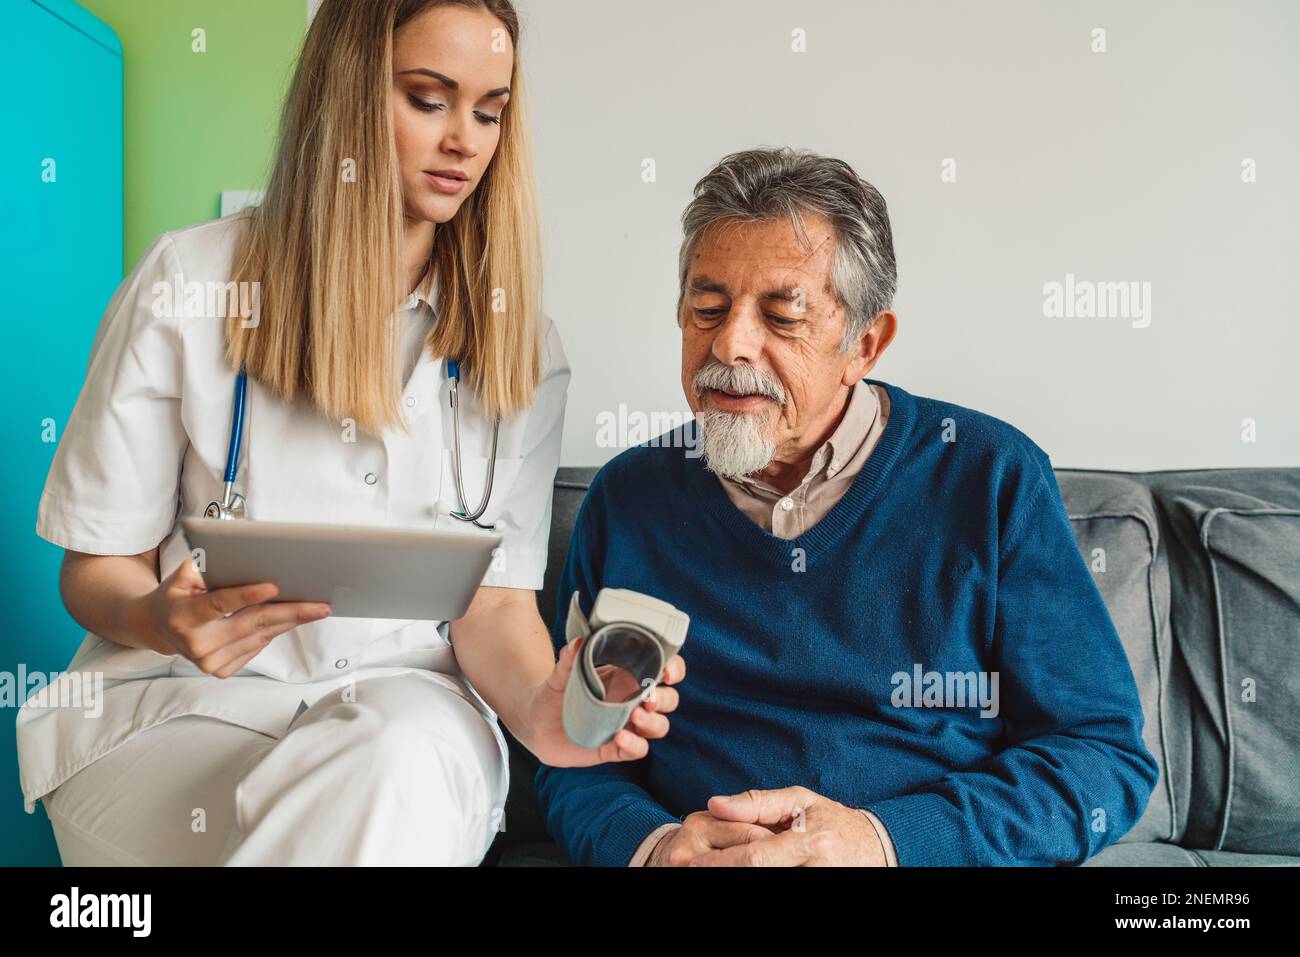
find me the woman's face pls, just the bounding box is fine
[392,4,514,224]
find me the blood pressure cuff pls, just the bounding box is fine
[562,588,690,749]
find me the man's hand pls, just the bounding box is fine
[644,811,774,866]
[687,786,888,866]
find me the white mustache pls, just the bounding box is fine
[693,362,785,405]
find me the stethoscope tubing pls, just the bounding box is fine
[211,360,499,529]
[448,360,500,529]
[218,368,248,508]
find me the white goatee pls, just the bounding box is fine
[691,361,785,479]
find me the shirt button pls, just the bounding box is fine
[364,472,378,486]
[780,497,794,512]
[405,395,417,408]
[335,658,348,670]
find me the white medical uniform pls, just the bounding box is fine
[16,212,571,865]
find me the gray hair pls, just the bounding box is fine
[676,147,898,351]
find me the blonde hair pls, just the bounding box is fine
[225,0,542,434]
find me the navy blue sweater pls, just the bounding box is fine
[536,378,1158,866]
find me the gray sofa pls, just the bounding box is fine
[484,466,1300,867]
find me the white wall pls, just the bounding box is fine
[514,0,1299,470]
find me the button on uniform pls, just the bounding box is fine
[780,497,794,511]
[364,472,378,486]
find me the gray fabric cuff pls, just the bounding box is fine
[561,589,689,749]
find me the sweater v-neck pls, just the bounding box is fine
[682,378,916,563]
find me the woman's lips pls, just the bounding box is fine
[424,171,467,194]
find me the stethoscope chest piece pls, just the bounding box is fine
[204,492,246,521]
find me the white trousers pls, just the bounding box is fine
[43,671,508,866]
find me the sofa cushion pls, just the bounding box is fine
[1055,470,1180,845]
[1188,849,1300,867]
[1086,842,1300,867]
[1146,469,1300,856]
[1084,841,1211,866]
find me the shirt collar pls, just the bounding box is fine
[401,268,437,312]
[731,380,880,491]
[816,380,879,479]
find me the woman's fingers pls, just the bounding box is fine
[188,601,329,675]
[206,619,300,677]
[640,684,679,714]
[662,654,686,686]
[207,643,269,679]
[627,705,669,739]
[167,556,210,596]
[181,581,279,629]
[209,623,299,679]
[598,727,649,763]
[592,708,671,765]
[200,605,330,676]
[218,599,331,643]
[545,637,582,694]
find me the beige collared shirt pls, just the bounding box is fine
[627,381,900,866]
[720,380,890,538]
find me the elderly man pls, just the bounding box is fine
[536,147,1158,866]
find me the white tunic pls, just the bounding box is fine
[17,213,571,814]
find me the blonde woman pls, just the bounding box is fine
[17,0,682,866]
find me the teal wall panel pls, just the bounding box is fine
[0,0,123,866]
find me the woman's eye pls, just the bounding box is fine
[406,95,499,126]
[408,95,445,113]
[766,314,798,327]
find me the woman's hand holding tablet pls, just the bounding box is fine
[128,556,331,678]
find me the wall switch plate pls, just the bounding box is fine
[220,190,264,216]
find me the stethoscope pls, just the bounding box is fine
[205,361,501,530]
[445,358,500,529]
[205,368,249,520]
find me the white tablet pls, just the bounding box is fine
[180,517,501,621]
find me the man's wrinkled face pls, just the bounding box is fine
[679,215,865,478]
